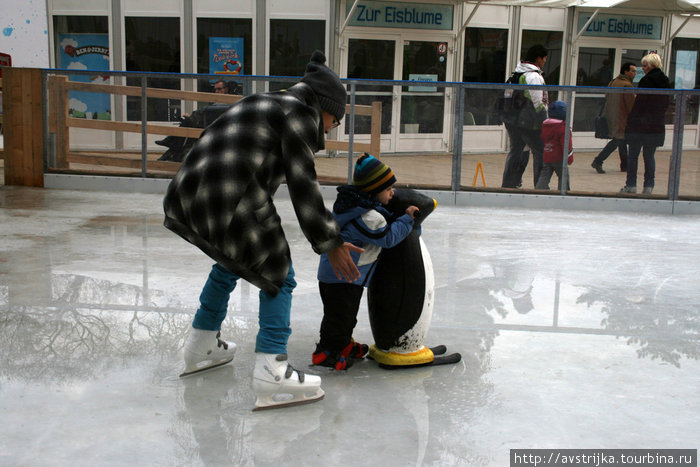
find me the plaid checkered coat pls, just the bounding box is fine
[163,83,342,295]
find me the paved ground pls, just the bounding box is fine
[5,147,698,200]
[1,186,698,465]
[313,149,700,199]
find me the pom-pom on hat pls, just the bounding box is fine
[301,50,347,121]
[549,100,567,121]
[353,153,397,195]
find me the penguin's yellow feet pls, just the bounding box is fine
[368,345,434,367]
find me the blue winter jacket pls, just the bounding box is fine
[317,185,414,285]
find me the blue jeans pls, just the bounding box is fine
[192,262,295,354]
[626,138,657,189]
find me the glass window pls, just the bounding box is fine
[576,47,615,87]
[521,30,564,111]
[670,37,700,124]
[401,40,448,134]
[269,19,325,91]
[521,30,563,86]
[348,38,395,82]
[196,18,252,94]
[53,15,109,64]
[620,49,647,86]
[347,38,395,135]
[462,27,508,125]
[572,47,615,132]
[125,17,181,121]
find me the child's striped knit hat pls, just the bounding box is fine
[353,153,396,195]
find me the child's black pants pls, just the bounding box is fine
[318,282,364,351]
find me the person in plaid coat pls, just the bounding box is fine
[164,50,362,410]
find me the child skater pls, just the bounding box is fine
[535,100,574,191]
[313,153,419,370]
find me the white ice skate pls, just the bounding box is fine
[252,353,324,411]
[179,327,237,377]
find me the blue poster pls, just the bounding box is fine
[209,37,244,76]
[58,33,111,120]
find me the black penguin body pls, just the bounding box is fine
[367,188,436,356]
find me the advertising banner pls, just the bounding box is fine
[209,37,244,76]
[58,33,111,120]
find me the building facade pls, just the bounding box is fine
[43,0,700,153]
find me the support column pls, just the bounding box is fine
[3,68,44,187]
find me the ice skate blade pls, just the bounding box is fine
[253,388,325,411]
[179,357,234,378]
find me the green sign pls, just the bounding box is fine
[578,14,662,40]
[347,1,453,30]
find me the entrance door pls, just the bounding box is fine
[344,35,452,153]
[573,45,653,132]
[397,39,450,152]
[346,36,398,152]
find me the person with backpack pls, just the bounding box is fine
[500,44,549,189]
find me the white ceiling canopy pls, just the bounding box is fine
[467,0,700,12]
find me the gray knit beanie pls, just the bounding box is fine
[301,50,347,121]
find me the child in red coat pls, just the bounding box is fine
[535,100,573,191]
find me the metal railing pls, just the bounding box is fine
[40,69,700,203]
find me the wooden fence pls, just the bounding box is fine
[3,68,382,186]
[50,75,381,175]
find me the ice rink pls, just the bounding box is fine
[1,185,699,466]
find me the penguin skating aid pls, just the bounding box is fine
[367,188,461,368]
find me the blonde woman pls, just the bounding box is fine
[621,53,670,194]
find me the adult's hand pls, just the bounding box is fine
[327,242,364,282]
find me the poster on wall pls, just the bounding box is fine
[675,50,697,89]
[0,52,11,77]
[58,33,111,120]
[209,37,244,78]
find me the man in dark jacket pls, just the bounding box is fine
[591,62,636,173]
[621,53,670,194]
[163,50,362,410]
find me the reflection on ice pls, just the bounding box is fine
[0,186,698,464]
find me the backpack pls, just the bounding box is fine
[496,71,527,124]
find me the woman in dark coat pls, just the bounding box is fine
[621,53,671,194]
